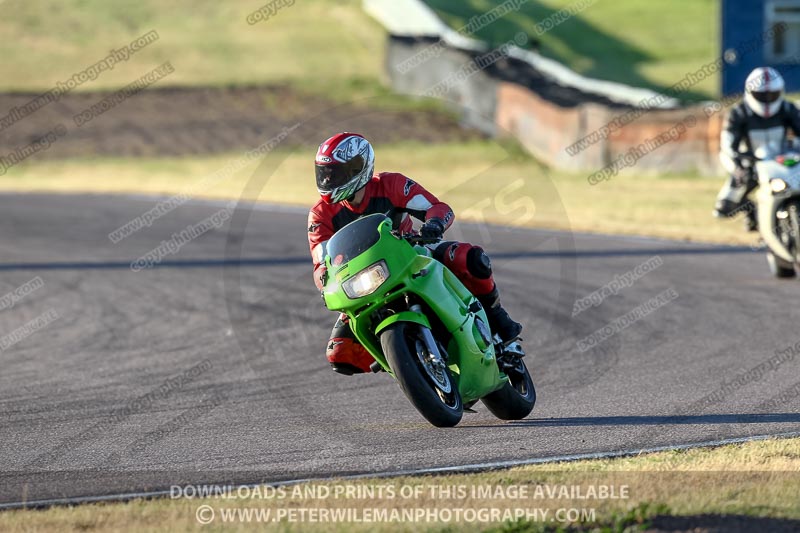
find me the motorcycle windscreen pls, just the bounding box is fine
[326,213,384,267]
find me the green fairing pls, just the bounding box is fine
[322,214,508,404]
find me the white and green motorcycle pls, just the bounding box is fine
[753,143,800,278]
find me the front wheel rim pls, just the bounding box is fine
[410,334,458,408]
[415,339,451,394]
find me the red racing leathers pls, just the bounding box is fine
[308,172,497,374]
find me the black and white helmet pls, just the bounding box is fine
[744,67,785,118]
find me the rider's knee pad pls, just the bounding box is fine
[435,242,495,295]
[466,247,492,279]
[326,337,374,374]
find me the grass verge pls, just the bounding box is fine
[1,437,798,532]
[0,0,386,97]
[0,140,756,246]
[424,0,718,101]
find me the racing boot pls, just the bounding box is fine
[743,201,758,232]
[713,199,737,218]
[478,286,522,344]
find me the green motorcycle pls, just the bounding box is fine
[321,210,536,427]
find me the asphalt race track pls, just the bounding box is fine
[2,193,800,506]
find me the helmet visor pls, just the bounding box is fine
[751,90,782,104]
[315,156,365,192]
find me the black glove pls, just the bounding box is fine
[732,164,754,188]
[419,218,445,239]
[317,268,328,301]
[732,153,757,187]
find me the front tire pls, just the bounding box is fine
[482,357,536,420]
[381,323,463,427]
[767,251,795,278]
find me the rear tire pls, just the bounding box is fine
[482,357,536,420]
[381,323,462,427]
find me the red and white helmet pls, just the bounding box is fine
[744,67,785,118]
[314,132,375,204]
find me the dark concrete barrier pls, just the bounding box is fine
[385,36,725,177]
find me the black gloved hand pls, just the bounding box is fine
[732,153,757,187]
[732,164,754,188]
[318,268,328,304]
[419,218,445,239]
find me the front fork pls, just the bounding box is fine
[409,304,446,365]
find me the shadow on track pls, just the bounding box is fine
[462,413,800,428]
[0,245,762,272]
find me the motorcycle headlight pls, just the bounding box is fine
[771,179,788,193]
[342,261,389,298]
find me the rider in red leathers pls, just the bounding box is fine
[308,132,522,375]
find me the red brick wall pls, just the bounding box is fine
[495,81,726,176]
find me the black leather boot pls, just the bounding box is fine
[743,202,758,232]
[478,287,522,343]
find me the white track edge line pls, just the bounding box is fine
[2,430,799,511]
